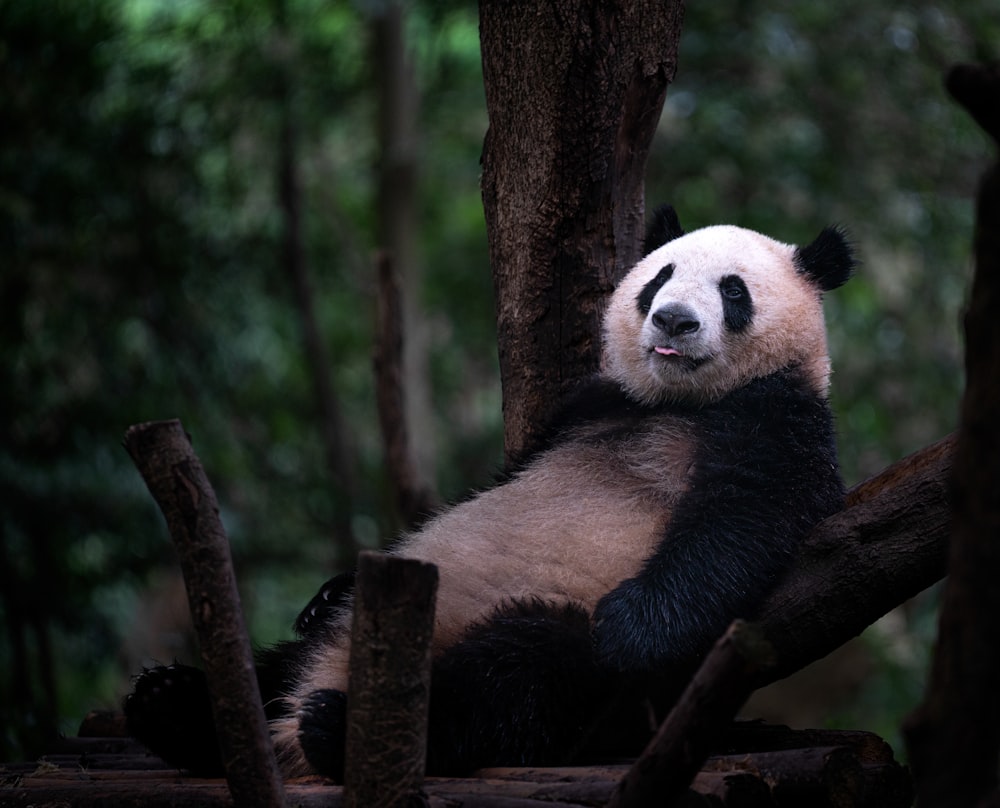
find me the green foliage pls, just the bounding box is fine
[0,0,992,764]
[0,0,495,761]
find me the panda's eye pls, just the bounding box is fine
[720,274,753,332]
[721,281,744,299]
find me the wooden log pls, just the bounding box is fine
[122,420,285,808]
[342,551,438,808]
[859,762,915,808]
[705,732,912,807]
[4,736,915,808]
[607,620,775,808]
[717,722,897,765]
[715,746,863,807]
[690,771,775,807]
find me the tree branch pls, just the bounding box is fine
[609,620,775,808]
[754,433,954,686]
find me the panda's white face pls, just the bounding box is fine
[603,224,836,406]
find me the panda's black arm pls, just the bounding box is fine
[593,370,845,672]
[294,569,356,637]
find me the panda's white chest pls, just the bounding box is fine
[395,423,695,649]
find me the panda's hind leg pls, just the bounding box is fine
[426,598,615,775]
[124,639,307,775]
[124,663,223,775]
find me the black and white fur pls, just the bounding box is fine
[125,205,855,779]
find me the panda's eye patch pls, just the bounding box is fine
[720,274,753,332]
[636,264,674,315]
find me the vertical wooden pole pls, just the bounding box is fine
[124,419,285,808]
[343,551,438,808]
[904,63,1000,808]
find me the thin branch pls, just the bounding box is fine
[609,620,775,808]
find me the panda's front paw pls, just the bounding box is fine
[593,580,665,672]
[298,689,348,781]
[595,577,722,674]
[123,663,223,775]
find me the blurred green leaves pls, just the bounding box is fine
[0,0,992,764]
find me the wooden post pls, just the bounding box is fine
[343,551,438,808]
[123,419,285,808]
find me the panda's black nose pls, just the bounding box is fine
[651,304,700,337]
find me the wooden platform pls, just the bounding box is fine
[0,714,912,807]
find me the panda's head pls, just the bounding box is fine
[603,205,856,406]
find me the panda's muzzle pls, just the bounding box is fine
[647,303,710,369]
[651,303,699,338]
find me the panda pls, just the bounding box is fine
[124,205,855,780]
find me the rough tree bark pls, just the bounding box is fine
[903,63,1000,808]
[343,552,438,808]
[479,0,685,463]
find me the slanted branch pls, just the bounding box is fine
[608,620,775,808]
[123,420,286,808]
[753,433,953,686]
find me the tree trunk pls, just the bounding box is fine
[903,63,1000,808]
[479,0,685,462]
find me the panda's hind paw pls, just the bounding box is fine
[123,663,223,775]
[298,688,348,781]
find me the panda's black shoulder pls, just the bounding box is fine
[701,365,840,468]
[714,365,833,423]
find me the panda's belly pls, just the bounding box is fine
[394,433,693,651]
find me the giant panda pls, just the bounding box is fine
[124,205,855,779]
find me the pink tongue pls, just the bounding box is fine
[655,346,681,356]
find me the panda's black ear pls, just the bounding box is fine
[794,225,857,292]
[644,204,685,255]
